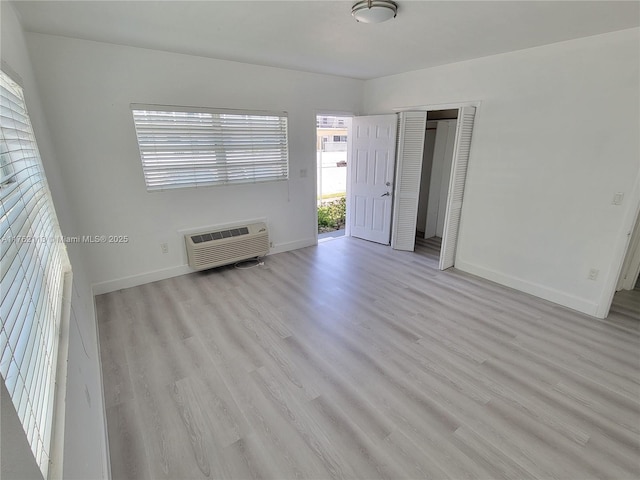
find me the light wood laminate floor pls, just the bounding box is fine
[97,237,640,480]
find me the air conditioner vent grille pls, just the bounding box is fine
[191,226,250,244]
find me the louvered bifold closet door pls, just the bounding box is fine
[0,70,70,478]
[391,111,427,251]
[439,106,476,270]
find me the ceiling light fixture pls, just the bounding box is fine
[352,0,398,24]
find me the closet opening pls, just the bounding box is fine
[415,109,459,261]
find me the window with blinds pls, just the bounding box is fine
[1,69,70,478]
[131,104,289,191]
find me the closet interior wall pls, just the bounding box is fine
[416,109,458,241]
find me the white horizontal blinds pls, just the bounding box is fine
[131,105,289,191]
[218,113,288,183]
[1,70,69,479]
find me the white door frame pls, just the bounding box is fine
[393,101,481,114]
[313,110,354,244]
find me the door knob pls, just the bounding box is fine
[381,192,390,197]
[385,182,391,186]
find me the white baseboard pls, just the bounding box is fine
[455,260,600,318]
[91,237,316,295]
[269,237,316,255]
[92,264,193,295]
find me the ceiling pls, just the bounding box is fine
[11,1,640,80]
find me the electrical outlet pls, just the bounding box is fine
[588,268,599,281]
[300,168,308,178]
[160,243,169,254]
[270,241,273,248]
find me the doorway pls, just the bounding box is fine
[390,106,476,271]
[610,209,640,318]
[415,109,459,262]
[316,115,352,241]
[616,209,640,291]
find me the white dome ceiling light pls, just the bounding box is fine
[352,0,398,24]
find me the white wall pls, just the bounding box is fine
[1,4,109,479]
[364,28,640,317]
[25,33,364,292]
[416,126,436,233]
[1,381,42,479]
[426,119,456,239]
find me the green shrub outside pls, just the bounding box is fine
[318,196,346,230]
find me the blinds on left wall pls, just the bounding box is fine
[0,69,71,478]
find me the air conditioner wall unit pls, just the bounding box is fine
[185,222,269,270]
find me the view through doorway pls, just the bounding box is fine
[317,115,351,240]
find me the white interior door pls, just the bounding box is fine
[391,111,428,251]
[349,115,397,244]
[439,106,476,270]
